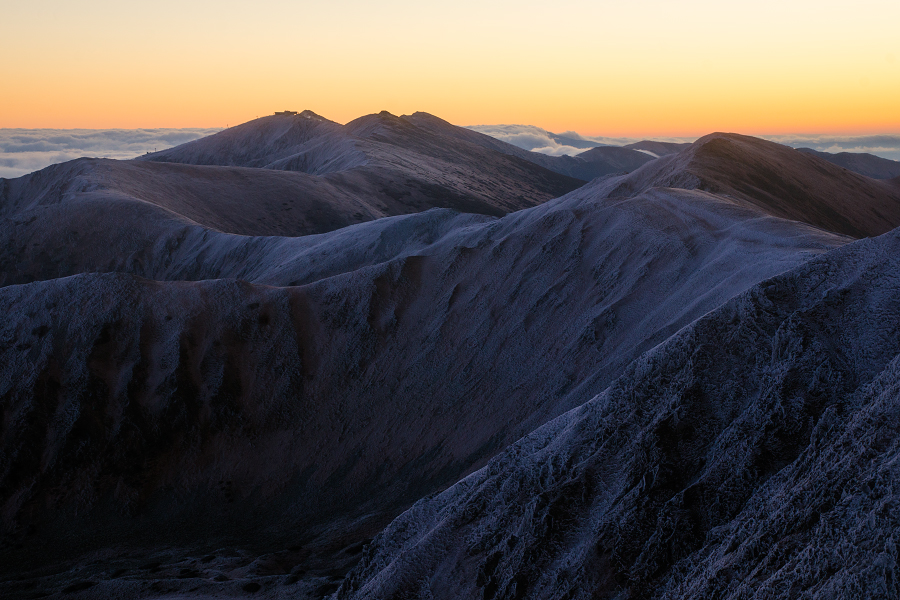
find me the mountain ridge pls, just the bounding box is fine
[597,132,900,238]
[1,113,588,240]
[3,113,900,599]
[796,146,900,179]
[0,183,845,598]
[339,225,900,600]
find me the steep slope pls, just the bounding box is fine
[0,186,844,598]
[796,147,900,179]
[341,225,900,600]
[142,110,587,205]
[624,140,692,157]
[407,113,654,181]
[574,146,656,176]
[1,114,587,240]
[0,190,492,287]
[601,132,900,238]
[8,119,899,600]
[0,158,385,239]
[140,111,357,173]
[402,113,595,178]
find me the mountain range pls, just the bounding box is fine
[796,147,900,180]
[2,111,900,599]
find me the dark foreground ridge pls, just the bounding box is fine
[1,115,899,599]
[340,226,900,600]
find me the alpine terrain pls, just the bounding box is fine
[1,112,899,600]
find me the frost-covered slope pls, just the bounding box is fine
[142,110,587,220]
[599,132,900,238]
[340,226,900,600]
[0,185,844,598]
[407,113,656,180]
[574,146,655,176]
[796,147,900,180]
[623,140,692,157]
[5,117,900,600]
[139,111,358,173]
[0,157,387,241]
[0,113,586,242]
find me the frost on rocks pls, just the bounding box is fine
[340,231,900,600]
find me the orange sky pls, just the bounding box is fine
[3,0,899,136]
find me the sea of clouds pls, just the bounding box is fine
[466,124,667,156]
[466,124,900,162]
[763,134,900,161]
[2,126,898,179]
[0,128,221,178]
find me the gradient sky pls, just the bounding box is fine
[3,0,899,136]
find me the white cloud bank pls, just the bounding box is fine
[3,127,898,179]
[467,125,900,164]
[466,124,694,156]
[0,128,221,178]
[465,125,593,156]
[761,134,900,162]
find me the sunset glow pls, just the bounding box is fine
[3,0,899,135]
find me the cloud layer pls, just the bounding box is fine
[466,125,591,156]
[0,128,221,178]
[762,134,900,162]
[466,125,694,156]
[3,127,898,179]
[469,125,900,164]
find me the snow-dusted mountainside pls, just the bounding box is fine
[3,117,900,599]
[598,132,900,238]
[623,140,692,157]
[796,147,900,180]
[340,227,900,600]
[573,146,656,176]
[0,183,845,598]
[409,114,657,180]
[141,110,591,201]
[0,157,390,241]
[0,112,586,240]
[138,111,356,173]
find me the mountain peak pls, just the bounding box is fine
[299,109,326,120]
[266,109,330,122]
[692,131,753,145]
[403,111,452,128]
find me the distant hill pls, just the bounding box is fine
[599,132,900,238]
[796,147,900,179]
[624,140,693,157]
[1,111,586,241]
[573,145,657,177]
[397,113,655,181]
[463,123,719,179]
[139,110,353,172]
